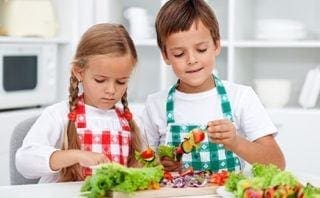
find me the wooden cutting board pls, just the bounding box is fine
[108,186,219,198]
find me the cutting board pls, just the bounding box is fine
[108,186,219,198]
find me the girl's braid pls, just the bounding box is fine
[121,91,143,167]
[59,73,84,182]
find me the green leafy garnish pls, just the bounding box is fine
[80,163,164,198]
[157,145,175,159]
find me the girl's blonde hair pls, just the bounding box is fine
[59,23,142,182]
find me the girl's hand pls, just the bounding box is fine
[76,150,110,167]
[206,119,239,150]
[160,156,182,172]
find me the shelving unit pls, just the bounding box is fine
[116,0,320,175]
[116,0,320,110]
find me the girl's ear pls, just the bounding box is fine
[72,65,84,82]
[213,40,221,55]
[161,50,171,65]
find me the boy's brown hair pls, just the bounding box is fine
[155,0,220,56]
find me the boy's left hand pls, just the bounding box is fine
[206,119,238,150]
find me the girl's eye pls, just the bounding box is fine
[116,80,127,85]
[198,48,207,53]
[94,79,105,83]
[173,53,184,58]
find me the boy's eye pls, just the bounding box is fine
[198,48,207,53]
[94,79,105,83]
[173,53,184,58]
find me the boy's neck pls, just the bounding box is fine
[176,76,215,93]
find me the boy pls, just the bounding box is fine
[142,0,285,172]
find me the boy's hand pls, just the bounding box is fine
[76,150,110,167]
[160,156,182,172]
[207,119,239,150]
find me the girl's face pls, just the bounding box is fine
[73,54,134,110]
[163,20,221,93]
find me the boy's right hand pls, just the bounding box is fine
[76,150,110,167]
[160,156,182,172]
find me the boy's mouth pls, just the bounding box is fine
[186,67,203,73]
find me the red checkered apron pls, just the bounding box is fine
[75,96,131,177]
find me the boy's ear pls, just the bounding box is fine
[72,65,84,82]
[161,50,171,65]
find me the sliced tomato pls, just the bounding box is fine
[244,188,264,198]
[163,171,173,181]
[192,129,205,144]
[210,171,229,186]
[140,147,155,161]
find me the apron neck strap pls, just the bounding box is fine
[166,75,234,125]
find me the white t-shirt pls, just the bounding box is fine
[15,101,141,183]
[141,81,277,150]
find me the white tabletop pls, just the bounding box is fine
[0,182,82,198]
[0,182,221,198]
[0,174,319,198]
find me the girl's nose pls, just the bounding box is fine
[104,82,116,95]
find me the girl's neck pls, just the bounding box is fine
[177,76,215,93]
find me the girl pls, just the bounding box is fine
[16,23,143,182]
[142,0,285,172]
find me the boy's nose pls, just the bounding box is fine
[187,53,198,65]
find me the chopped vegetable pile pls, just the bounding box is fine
[161,168,223,188]
[225,163,320,198]
[80,163,164,198]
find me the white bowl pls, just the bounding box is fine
[254,79,291,108]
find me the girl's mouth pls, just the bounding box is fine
[186,67,203,73]
[102,98,115,101]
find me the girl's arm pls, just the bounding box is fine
[49,150,109,171]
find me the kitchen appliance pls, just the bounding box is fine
[2,0,57,37]
[0,43,58,110]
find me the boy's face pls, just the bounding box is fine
[73,54,134,110]
[162,20,221,93]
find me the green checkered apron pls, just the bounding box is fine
[165,75,241,172]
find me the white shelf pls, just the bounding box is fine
[134,38,229,47]
[268,107,320,115]
[134,38,157,46]
[234,40,320,48]
[0,36,69,44]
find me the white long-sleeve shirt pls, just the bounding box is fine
[16,101,141,183]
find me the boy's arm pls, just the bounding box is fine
[231,134,285,169]
[207,86,285,169]
[207,120,285,170]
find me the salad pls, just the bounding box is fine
[225,163,320,198]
